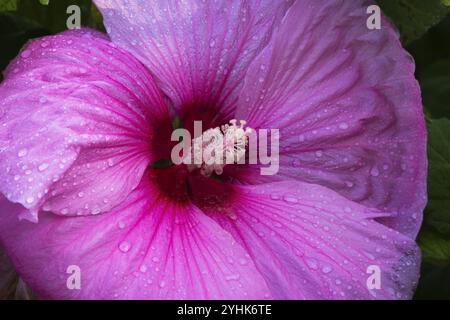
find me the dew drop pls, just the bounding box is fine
[139,265,147,273]
[225,274,240,281]
[119,241,131,253]
[283,195,298,204]
[305,258,318,270]
[18,149,28,157]
[338,123,349,130]
[38,163,49,172]
[21,50,31,59]
[322,266,333,274]
[370,167,380,177]
[270,194,280,200]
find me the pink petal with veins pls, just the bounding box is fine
[234,0,427,238]
[0,29,171,221]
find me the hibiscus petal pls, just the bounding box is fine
[93,0,293,118]
[234,0,427,237]
[0,173,271,299]
[0,29,170,220]
[191,177,420,299]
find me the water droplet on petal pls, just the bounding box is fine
[270,194,280,200]
[339,123,349,130]
[139,265,147,273]
[370,167,380,177]
[225,274,240,281]
[119,241,131,253]
[18,149,28,157]
[322,266,333,274]
[283,195,298,204]
[345,181,354,188]
[21,50,31,59]
[38,163,49,172]
[305,258,318,270]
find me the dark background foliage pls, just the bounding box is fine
[1,0,450,299]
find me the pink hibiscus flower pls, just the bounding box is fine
[0,0,427,299]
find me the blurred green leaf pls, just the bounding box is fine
[378,0,449,45]
[414,263,450,299]
[425,118,450,236]
[17,0,95,33]
[408,15,450,77]
[420,60,450,118]
[0,12,48,80]
[0,0,17,11]
[418,226,450,265]
[89,2,104,31]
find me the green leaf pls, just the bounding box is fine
[172,116,183,130]
[420,60,450,118]
[0,0,17,11]
[0,12,48,80]
[17,0,94,33]
[150,159,173,169]
[418,226,450,265]
[377,0,449,45]
[89,2,104,31]
[414,263,450,299]
[425,118,450,236]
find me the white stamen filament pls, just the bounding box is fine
[184,120,253,176]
